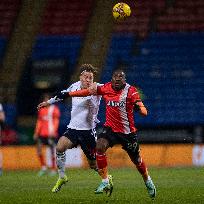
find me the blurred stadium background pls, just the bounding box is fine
[0,0,204,175]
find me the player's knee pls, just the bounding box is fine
[133,155,141,165]
[127,150,141,165]
[89,160,97,169]
[96,138,108,153]
[56,144,65,153]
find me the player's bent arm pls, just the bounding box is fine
[69,89,92,97]
[134,101,148,116]
[69,83,98,97]
[140,106,148,116]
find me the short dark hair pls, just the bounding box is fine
[113,69,126,77]
[79,64,97,75]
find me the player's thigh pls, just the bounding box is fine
[56,136,74,152]
[96,126,116,152]
[122,133,141,164]
[79,129,96,161]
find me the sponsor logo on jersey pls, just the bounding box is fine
[107,101,125,107]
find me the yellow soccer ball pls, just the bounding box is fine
[112,2,131,21]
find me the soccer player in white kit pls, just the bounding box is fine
[37,64,103,193]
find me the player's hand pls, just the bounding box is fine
[88,82,97,95]
[37,101,49,110]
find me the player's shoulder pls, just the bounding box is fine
[127,84,139,94]
[97,82,112,93]
[128,83,137,90]
[68,81,81,90]
[100,82,111,88]
[70,81,81,87]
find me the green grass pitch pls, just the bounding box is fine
[0,167,203,204]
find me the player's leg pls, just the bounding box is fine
[95,137,113,196]
[36,137,47,176]
[55,136,72,178]
[96,138,109,180]
[130,153,156,199]
[124,133,156,199]
[79,129,98,171]
[52,130,76,193]
[94,127,115,196]
[48,138,57,175]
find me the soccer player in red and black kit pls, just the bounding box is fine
[66,69,156,199]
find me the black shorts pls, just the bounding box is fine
[38,136,56,146]
[98,126,140,161]
[63,128,97,161]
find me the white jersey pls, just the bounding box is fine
[64,81,102,130]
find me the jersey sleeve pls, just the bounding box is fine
[97,84,107,95]
[130,87,142,104]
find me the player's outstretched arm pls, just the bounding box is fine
[69,82,98,97]
[134,101,148,116]
[37,91,70,110]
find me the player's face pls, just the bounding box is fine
[111,71,126,91]
[80,71,94,89]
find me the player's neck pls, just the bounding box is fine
[112,84,126,91]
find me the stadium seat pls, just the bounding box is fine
[157,0,204,32]
[39,0,93,36]
[101,32,204,126]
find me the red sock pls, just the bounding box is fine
[136,158,148,181]
[96,152,108,179]
[38,154,45,167]
[96,152,107,169]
